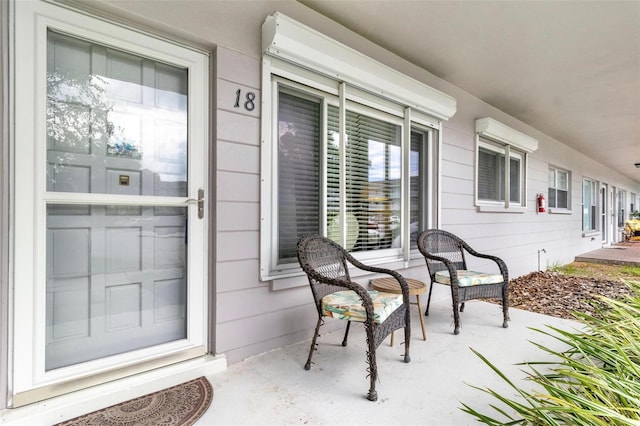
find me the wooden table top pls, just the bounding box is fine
[370,277,427,296]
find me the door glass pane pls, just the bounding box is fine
[46,30,188,198]
[45,29,191,371]
[46,205,187,370]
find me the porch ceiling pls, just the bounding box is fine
[64,0,640,184]
[301,0,640,184]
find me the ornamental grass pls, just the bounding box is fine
[462,280,640,425]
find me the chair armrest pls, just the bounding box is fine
[344,253,410,305]
[461,244,509,281]
[303,267,377,320]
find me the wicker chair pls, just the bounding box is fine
[417,229,509,335]
[297,234,411,402]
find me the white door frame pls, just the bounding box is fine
[11,1,209,404]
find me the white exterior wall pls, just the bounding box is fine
[2,0,639,372]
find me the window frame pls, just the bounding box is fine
[476,137,526,211]
[260,67,443,281]
[12,0,210,401]
[548,166,571,212]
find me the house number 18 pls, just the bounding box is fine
[234,89,256,112]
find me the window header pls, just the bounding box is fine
[262,12,457,121]
[475,117,538,153]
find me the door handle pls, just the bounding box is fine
[187,189,205,219]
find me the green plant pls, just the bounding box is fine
[548,262,576,275]
[620,266,640,277]
[462,280,640,425]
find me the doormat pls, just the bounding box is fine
[55,377,213,426]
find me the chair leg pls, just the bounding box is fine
[304,317,322,370]
[502,286,510,328]
[451,288,461,335]
[365,325,378,401]
[424,281,435,316]
[403,309,411,363]
[342,321,351,347]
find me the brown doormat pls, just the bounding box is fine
[55,377,213,426]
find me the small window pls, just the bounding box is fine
[583,178,597,232]
[477,139,524,206]
[617,189,626,228]
[475,118,537,211]
[548,167,570,209]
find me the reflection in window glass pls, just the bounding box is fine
[46,30,188,198]
[45,205,187,370]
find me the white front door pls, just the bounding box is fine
[13,2,209,402]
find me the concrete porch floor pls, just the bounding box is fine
[2,282,582,425]
[198,282,581,425]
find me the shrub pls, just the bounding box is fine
[462,280,640,425]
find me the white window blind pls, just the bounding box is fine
[277,91,321,263]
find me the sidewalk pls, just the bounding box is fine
[575,241,640,266]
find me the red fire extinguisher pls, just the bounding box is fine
[537,193,546,213]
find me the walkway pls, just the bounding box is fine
[575,241,640,266]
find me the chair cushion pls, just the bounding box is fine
[321,290,403,324]
[434,270,503,287]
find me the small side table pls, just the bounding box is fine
[370,277,427,345]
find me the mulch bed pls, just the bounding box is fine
[505,271,634,320]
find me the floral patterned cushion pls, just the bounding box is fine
[434,270,503,287]
[321,290,403,324]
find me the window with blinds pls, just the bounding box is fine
[548,167,569,209]
[477,140,523,205]
[617,190,625,227]
[271,84,436,271]
[583,178,597,231]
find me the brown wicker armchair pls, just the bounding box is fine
[417,229,509,335]
[297,234,411,402]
